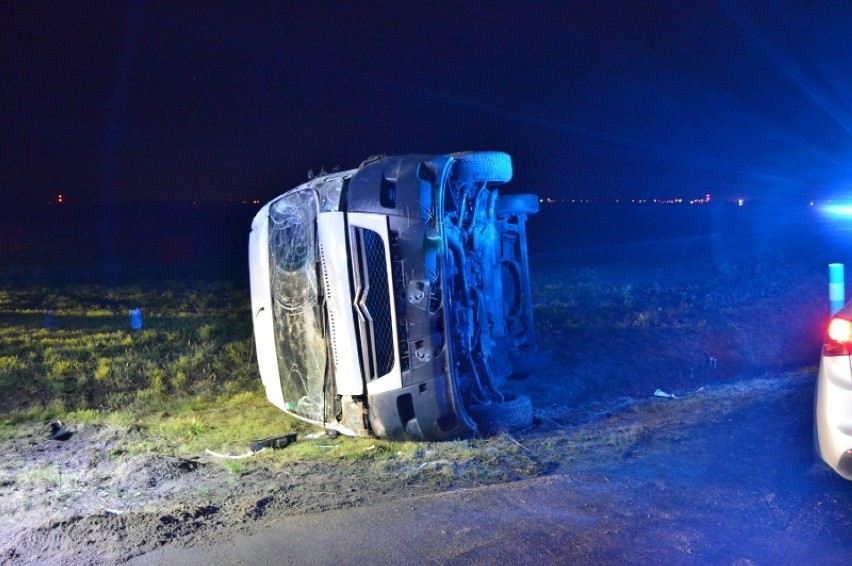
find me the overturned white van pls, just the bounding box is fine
[249,152,544,440]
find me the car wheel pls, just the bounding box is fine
[469,394,533,434]
[495,193,540,216]
[453,151,513,185]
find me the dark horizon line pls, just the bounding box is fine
[2,197,266,207]
[0,194,823,208]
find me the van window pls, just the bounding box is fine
[268,189,326,421]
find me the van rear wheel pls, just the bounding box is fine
[452,151,513,185]
[469,394,533,435]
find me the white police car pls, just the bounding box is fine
[816,301,852,479]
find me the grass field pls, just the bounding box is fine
[0,281,257,415]
[0,277,535,474]
[0,247,828,467]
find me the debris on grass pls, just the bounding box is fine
[403,459,456,479]
[48,421,72,441]
[205,433,298,459]
[249,433,297,452]
[205,447,265,460]
[653,386,705,400]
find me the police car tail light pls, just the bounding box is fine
[824,316,852,356]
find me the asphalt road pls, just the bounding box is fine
[131,376,852,565]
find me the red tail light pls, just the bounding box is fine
[824,316,852,356]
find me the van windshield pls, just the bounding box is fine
[268,189,326,421]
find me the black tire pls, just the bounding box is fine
[469,394,533,434]
[452,151,513,185]
[509,349,553,379]
[495,193,540,216]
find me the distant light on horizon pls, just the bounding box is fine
[526,192,838,208]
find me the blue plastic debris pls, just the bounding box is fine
[129,308,144,330]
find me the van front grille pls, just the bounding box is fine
[353,227,395,381]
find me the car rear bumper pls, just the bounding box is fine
[815,354,852,480]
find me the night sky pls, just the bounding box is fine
[5,1,852,205]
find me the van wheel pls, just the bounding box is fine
[453,151,513,185]
[469,394,533,434]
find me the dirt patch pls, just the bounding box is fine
[0,422,435,564]
[170,370,845,565]
[0,371,831,565]
[2,417,538,564]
